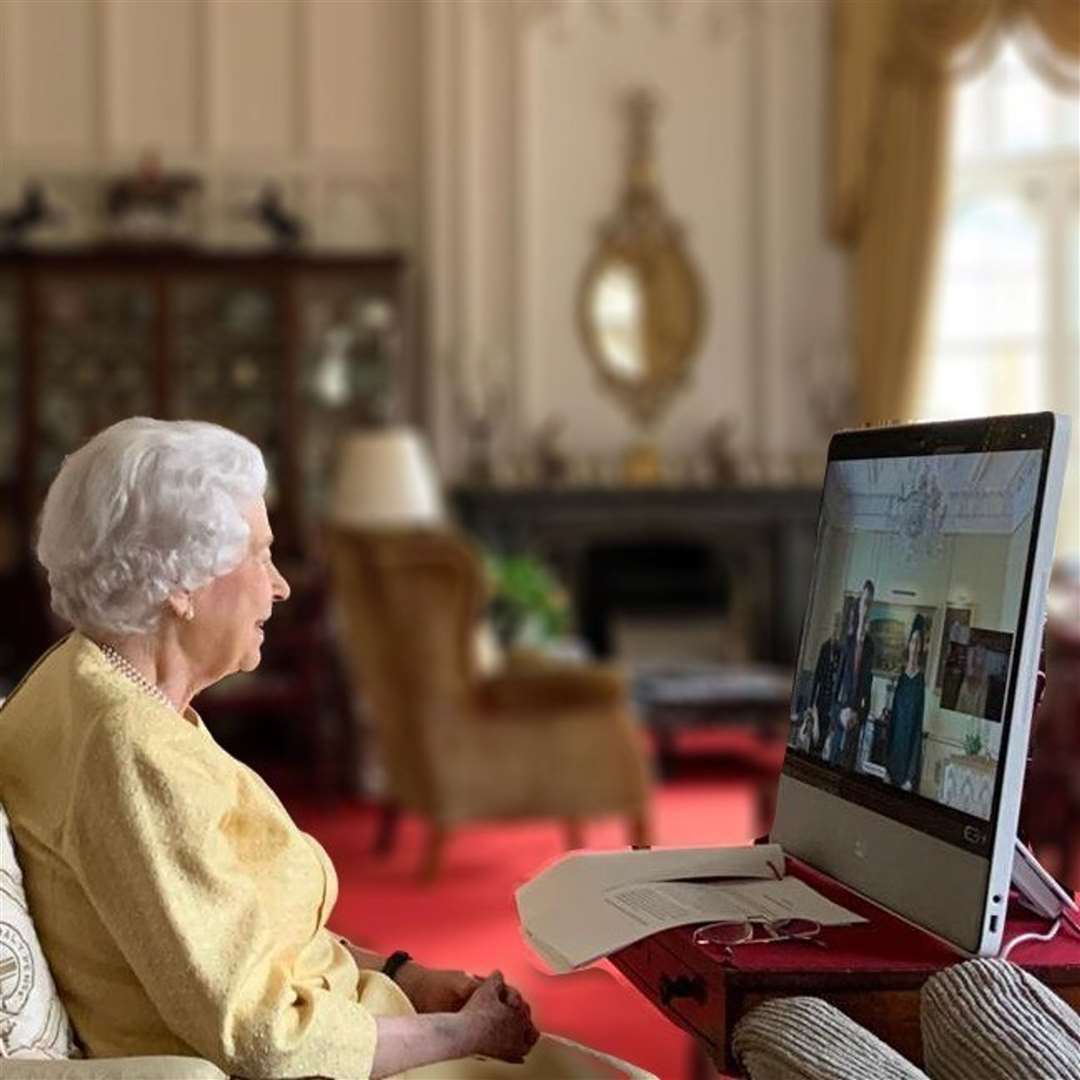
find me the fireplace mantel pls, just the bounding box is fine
[451,485,821,665]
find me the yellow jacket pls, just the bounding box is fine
[0,633,409,1079]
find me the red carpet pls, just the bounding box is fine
[287,737,782,1080]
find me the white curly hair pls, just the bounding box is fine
[36,417,268,637]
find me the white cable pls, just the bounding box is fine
[1000,917,1061,961]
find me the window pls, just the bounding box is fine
[921,42,1079,558]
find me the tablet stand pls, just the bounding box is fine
[1012,838,1078,920]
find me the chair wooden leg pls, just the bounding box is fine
[563,818,585,851]
[420,824,447,882]
[373,803,400,857]
[627,809,652,850]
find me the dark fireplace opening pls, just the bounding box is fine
[578,538,736,661]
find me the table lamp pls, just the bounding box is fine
[329,427,445,528]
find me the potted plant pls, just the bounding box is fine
[484,552,571,651]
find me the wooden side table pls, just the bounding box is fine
[608,859,1080,1075]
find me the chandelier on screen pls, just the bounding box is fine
[888,462,948,562]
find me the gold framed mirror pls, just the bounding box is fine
[578,89,704,429]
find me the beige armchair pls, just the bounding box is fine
[0,1058,225,1079]
[326,527,652,878]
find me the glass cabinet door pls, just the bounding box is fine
[35,276,156,505]
[170,278,285,495]
[296,275,404,523]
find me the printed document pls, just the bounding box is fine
[516,845,864,972]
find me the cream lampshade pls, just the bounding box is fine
[329,427,445,528]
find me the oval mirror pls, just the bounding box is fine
[591,259,647,382]
[578,90,704,428]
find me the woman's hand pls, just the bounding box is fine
[394,961,481,1013]
[370,974,538,1078]
[455,971,539,1063]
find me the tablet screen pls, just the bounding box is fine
[784,440,1047,856]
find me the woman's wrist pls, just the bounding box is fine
[444,1008,481,1059]
[371,1013,475,1079]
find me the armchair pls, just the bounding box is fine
[325,527,652,878]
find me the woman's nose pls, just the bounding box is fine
[272,565,291,601]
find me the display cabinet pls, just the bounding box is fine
[0,246,416,558]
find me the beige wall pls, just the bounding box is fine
[0,0,847,475]
[423,0,848,473]
[0,0,423,249]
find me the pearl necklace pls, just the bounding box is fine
[100,644,178,714]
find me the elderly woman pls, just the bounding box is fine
[0,418,606,1079]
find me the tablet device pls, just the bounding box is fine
[771,412,1071,956]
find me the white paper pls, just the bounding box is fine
[603,877,866,932]
[519,845,781,972]
[516,845,864,972]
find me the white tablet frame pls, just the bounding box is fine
[771,412,1071,956]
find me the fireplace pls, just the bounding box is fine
[452,485,820,666]
[579,537,749,664]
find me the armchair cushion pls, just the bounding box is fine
[473,663,625,716]
[732,996,929,1080]
[921,958,1080,1080]
[0,1057,226,1080]
[0,804,79,1061]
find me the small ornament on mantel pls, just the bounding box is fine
[246,182,305,248]
[455,381,506,487]
[105,150,202,243]
[621,439,662,487]
[532,415,569,486]
[0,182,63,248]
[701,417,738,485]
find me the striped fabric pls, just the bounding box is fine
[922,959,1080,1080]
[732,996,930,1080]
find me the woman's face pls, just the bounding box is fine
[907,628,923,669]
[183,499,290,681]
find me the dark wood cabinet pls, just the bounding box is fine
[1,246,416,559]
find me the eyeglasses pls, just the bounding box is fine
[692,917,824,956]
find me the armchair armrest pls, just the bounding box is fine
[473,662,626,716]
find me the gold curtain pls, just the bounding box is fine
[830,0,1080,426]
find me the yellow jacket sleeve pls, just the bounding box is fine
[65,713,379,1080]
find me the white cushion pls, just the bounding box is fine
[733,996,929,1080]
[0,803,80,1060]
[922,958,1080,1080]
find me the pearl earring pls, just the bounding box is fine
[184,607,195,621]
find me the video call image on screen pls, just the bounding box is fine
[788,449,1043,822]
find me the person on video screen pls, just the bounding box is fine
[828,579,875,770]
[956,643,990,718]
[800,611,845,757]
[885,614,926,791]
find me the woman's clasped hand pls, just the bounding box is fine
[457,972,540,1063]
